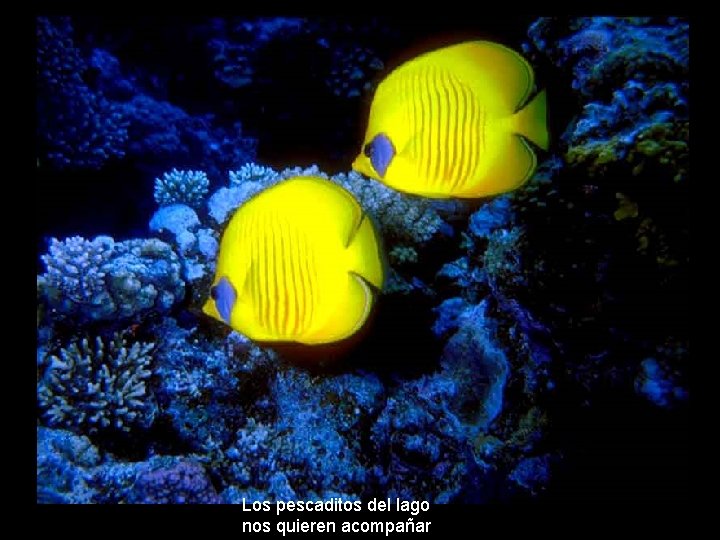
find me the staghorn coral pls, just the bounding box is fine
[229,162,280,186]
[154,169,210,209]
[40,236,114,312]
[38,332,156,434]
[39,236,185,322]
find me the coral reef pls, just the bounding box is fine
[208,18,308,89]
[507,16,690,397]
[36,17,128,169]
[154,169,210,209]
[126,460,221,504]
[159,162,449,296]
[327,45,384,98]
[207,17,389,98]
[37,332,156,434]
[118,95,256,180]
[149,204,218,286]
[37,427,100,503]
[38,236,185,322]
[36,16,689,505]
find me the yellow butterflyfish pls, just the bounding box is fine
[202,176,384,345]
[352,40,549,198]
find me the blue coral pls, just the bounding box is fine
[208,18,307,89]
[39,236,185,322]
[204,163,448,246]
[149,204,218,283]
[38,332,155,434]
[154,169,210,209]
[37,427,100,503]
[528,17,689,181]
[36,17,128,169]
[127,460,220,504]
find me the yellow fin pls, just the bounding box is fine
[512,90,549,151]
[463,135,536,197]
[302,273,375,344]
[422,41,535,113]
[345,212,384,290]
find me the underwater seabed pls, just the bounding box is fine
[37,15,688,503]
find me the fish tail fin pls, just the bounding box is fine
[513,90,549,151]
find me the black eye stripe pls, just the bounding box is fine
[210,285,218,300]
[363,143,373,157]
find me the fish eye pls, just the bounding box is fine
[363,142,373,157]
[210,285,218,300]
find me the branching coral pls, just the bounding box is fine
[40,236,114,309]
[154,169,210,208]
[38,332,156,434]
[229,163,280,186]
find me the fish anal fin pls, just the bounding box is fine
[345,209,384,290]
[462,135,536,198]
[301,273,375,344]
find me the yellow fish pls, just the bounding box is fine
[202,176,384,345]
[352,41,549,198]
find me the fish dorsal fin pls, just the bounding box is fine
[412,41,535,114]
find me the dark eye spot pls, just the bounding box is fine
[363,142,373,157]
[210,285,218,300]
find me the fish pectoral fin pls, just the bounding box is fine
[463,134,537,198]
